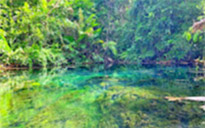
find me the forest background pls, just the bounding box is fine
[0,0,204,68]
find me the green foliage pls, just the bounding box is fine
[0,0,70,67]
[0,29,11,53]
[191,0,205,60]
[184,32,192,41]
[0,0,104,67]
[0,0,204,66]
[102,41,118,56]
[95,0,203,62]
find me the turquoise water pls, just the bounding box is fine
[0,65,204,128]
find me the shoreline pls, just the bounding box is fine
[0,59,204,71]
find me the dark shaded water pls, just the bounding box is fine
[0,65,204,128]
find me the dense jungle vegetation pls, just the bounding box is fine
[0,1,205,128]
[0,0,204,67]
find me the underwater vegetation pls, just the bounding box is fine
[96,86,204,128]
[0,66,204,128]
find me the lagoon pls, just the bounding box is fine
[0,65,204,128]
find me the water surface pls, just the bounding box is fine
[0,65,204,128]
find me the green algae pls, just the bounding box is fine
[96,86,204,128]
[0,66,204,128]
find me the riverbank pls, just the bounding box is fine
[1,59,204,71]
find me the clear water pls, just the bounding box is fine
[0,65,204,128]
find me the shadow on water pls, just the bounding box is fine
[0,65,204,128]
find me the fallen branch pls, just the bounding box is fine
[200,105,205,111]
[165,96,205,111]
[165,96,205,102]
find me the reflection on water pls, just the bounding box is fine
[0,65,204,128]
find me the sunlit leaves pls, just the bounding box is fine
[193,33,199,43]
[103,41,118,55]
[78,8,84,28]
[40,0,48,13]
[0,29,11,53]
[0,0,99,67]
[184,32,192,41]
